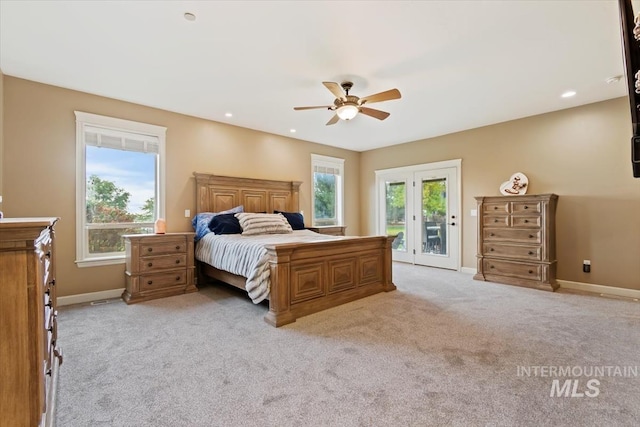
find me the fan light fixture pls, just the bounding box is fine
[337,104,359,120]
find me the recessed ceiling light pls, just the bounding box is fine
[225,113,233,117]
[561,90,576,98]
[184,12,196,21]
[290,129,296,133]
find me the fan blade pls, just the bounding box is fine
[322,82,345,100]
[294,105,332,110]
[360,107,390,121]
[326,114,340,126]
[360,88,401,104]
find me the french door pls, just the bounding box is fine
[377,160,460,270]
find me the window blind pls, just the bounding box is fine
[313,164,341,176]
[84,125,159,154]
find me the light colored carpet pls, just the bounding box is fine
[56,263,640,426]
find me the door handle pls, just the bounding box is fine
[447,222,456,226]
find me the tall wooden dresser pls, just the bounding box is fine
[474,194,558,291]
[0,217,62,427]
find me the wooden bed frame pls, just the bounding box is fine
[194,173,396,327]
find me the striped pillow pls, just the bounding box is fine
[235,213,293,236]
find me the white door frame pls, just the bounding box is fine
[375,159,462,271]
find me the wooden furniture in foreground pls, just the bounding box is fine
[194,173,396,327]
[122,232,197,304]
[306,225,347,236]
[0,217,62,427]
[474,194,558,291]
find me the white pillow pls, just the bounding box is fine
[235,213,293,236]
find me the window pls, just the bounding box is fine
[311,154,344,226]
[75,112,166,267]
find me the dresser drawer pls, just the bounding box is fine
[483,202,510,214]
[483,259,542,281]
[140,254,187,272]
[140,237,187,256]
[484,228,541,244]
[140,270,187,290]
[511,216,541,228]
[483,243,541,261]
[483,215,510,227]
[511,201,541,214]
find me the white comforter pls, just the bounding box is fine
[195,230,341,303]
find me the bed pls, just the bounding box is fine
[193,173,396,327]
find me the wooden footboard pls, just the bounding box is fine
[264,235,395,326]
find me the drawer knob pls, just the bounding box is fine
[524,206,529,210]
[490,233,495,237]
[175,259,181,264]
[148,262,153,267]
[490,248,494,252]
[148,248,153,252]
[176,245,181,250]
[176,276,181,281]
[494,206,498,210]
[490,265,495,269]
[147,280,153,285]
[524,219,529,223]
[494,219,498,223]
[529,234,534,238]
[528,251,534,255]
[528,270,534,274]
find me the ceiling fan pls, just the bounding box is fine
[294,81,401,125]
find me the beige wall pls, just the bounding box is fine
[2,76,361,297]
[360,97,640,290]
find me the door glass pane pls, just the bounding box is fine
[385,181,406,252]
[421,178,447,255]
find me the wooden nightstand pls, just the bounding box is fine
[122,232,197,304]
[306,226,346,236]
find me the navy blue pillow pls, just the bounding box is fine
[274,210,305,230]
[209,213,242,235]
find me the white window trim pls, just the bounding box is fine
[311,153,344,226]
[75,111,166,267]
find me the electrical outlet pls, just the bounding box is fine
[583,259,591,273]
[184,209,191,218]
[470,209,477,217]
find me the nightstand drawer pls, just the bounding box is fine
[140,238,187,256]
[140,254,187,272]
[140,270,186,290]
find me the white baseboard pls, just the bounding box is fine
[57,288,124,306]
[557,280,640,301]
[456,267,638,301]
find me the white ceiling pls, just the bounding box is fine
[0,1,635,151]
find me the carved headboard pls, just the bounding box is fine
[193,173,302,214]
